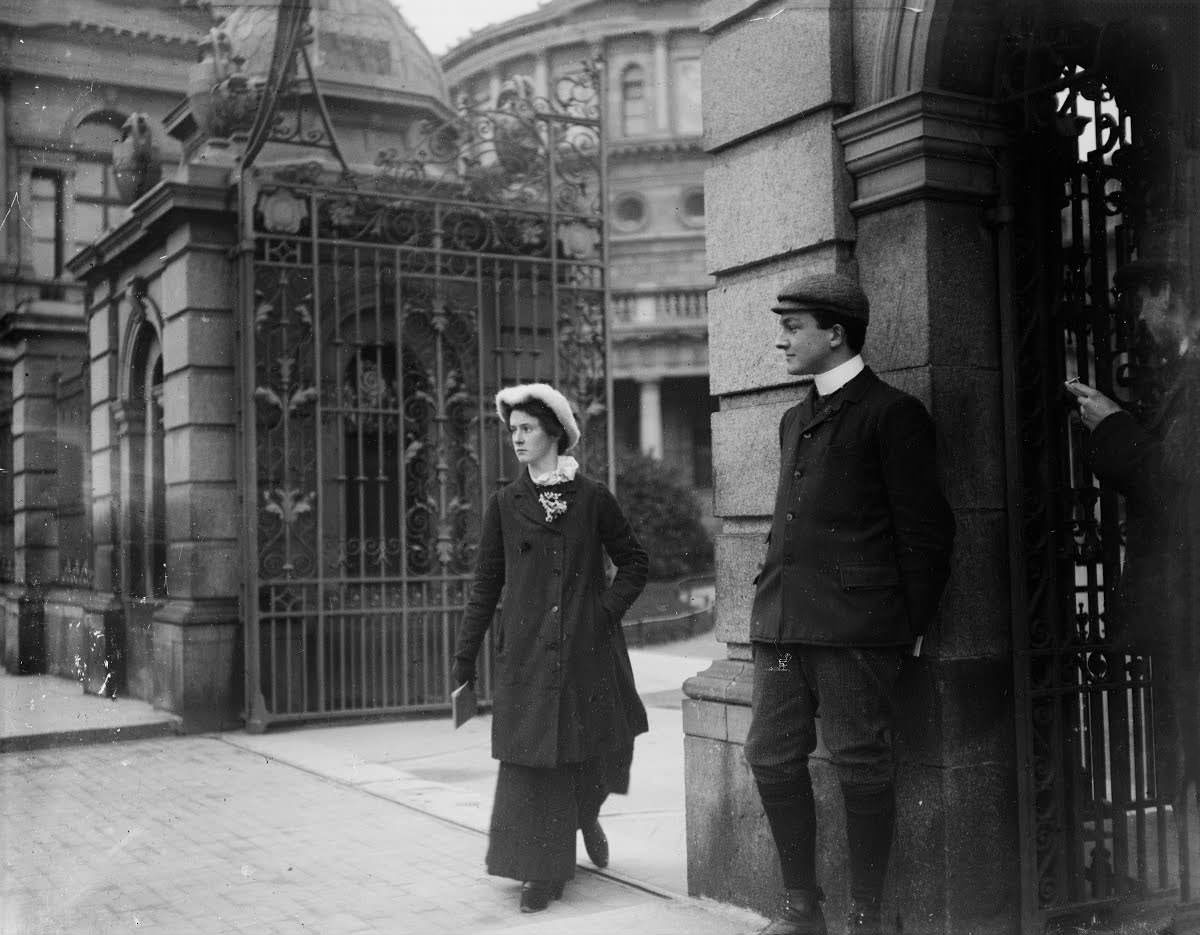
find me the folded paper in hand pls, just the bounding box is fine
[451,681,477,729]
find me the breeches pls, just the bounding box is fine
[744,642,903,792]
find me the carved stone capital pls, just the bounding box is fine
[111,399,146,438]
[834,90,1009,215]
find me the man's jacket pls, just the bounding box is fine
[750,367,955,646]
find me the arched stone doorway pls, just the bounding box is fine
[842,1,1200,929]
[691,0,1197,931]
[117,320,167,702]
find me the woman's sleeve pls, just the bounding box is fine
[596,485,649,624]
[453,493,505,668]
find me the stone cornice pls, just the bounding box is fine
[834,90,1008,215]
[609,137,704,159]
[442,0,704,74]
[0,306,87,345]
[66,172,236,283]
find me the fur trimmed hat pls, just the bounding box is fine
[494,383,581,451]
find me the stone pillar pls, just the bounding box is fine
[88,280,120,598]
[154,224,242,731]
[533,51,549,101]
[66,157,243,730]
[637,377,663,459]
[488,68,502,107]
[833,89,1017,935]
[0,306,87,672]
[689,2,1015,930]
[0,75,10,278]
[653,30,671,134]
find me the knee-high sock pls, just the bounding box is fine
[757,775,817,892]
[843,784,895,904]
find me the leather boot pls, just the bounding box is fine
[581,817,609,868]
[846,898,883,935]
[519,880,565,913]
[757,888,827,935]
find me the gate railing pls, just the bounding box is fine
[1000,18,1194,930]
[236,46,608,729]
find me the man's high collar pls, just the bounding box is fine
[813,354,865,396]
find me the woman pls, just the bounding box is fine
[452,382,649,913]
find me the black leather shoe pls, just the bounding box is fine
[757,888,827,935]
[519,880,565,913]
[582,818,609,868]
[846,899,882,935]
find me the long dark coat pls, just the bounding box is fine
[453,470,650,769]
[750,367,956,646]
[1086,347,1200,790]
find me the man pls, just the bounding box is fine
[1068,258,1200,924]
[747,272,955,935]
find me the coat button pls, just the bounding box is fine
[786,512,795,522]
[793,468,804,480]
[551,605,559,613]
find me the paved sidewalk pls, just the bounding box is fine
[2,632,767,934]
[0,671,180,752]
[0,735,761,935]
[225,640,715,896]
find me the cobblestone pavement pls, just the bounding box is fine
[0,735,761,935]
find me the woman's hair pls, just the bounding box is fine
[507,399,569,454]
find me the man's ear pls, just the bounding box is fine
[828,323,846,349]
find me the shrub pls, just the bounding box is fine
[615,452,714,580]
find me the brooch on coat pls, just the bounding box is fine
[537,490,568,523]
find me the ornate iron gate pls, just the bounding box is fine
[237,68,609,728]
[1001,17,1191,929]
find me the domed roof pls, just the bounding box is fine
[217,0,450,109]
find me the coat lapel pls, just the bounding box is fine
[792,367,876,437]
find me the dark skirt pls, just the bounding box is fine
[485,746,633,882]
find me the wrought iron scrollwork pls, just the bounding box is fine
[243,44,607,724]
[1003,12,1177,925]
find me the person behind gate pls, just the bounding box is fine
[452,382,649,914]
[1067,257,1200,926]
[746,272,956,935]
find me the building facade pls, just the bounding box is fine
[0,0,521,729]
[442,0,714,493]
[0,0,211,685]
[689,2,1200,934]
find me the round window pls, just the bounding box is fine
[614,194,647,229]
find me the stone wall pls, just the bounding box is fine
[686,3,1021,933]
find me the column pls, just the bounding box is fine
[155,230,241,731]
[533,51,549,101]
[0,312,87,672]
[0,76,10,277]
[638,377,663,459]
[488,68,502,107]
[832,90,1016,934]
[653,31,671,134]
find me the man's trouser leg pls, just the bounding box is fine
[747,643,827,934]
[809,647,904,919]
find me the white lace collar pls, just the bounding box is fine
[529,455,579,487]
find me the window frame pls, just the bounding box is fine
[620,63,649,137]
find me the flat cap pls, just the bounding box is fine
[772,272,870,323]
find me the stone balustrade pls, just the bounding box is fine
[611,288,708,328]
